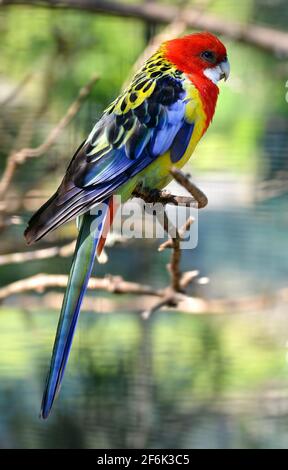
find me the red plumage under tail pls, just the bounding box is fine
[96,196,119,257]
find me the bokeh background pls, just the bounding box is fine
[1,0,288,449]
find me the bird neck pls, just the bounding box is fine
[188,73,219,131]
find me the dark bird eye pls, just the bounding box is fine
[201,50,216,63]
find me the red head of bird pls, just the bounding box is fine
[164,31,230,84]
[163,32,230,125]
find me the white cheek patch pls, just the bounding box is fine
[203,65,222,84]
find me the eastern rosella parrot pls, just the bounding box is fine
[24,32,229,418]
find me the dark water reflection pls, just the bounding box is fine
[1,305,288,449]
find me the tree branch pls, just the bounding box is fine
[158,216,194,252]
[1,272,280,317]
[135,169,208,318]
[0,232,125,266]
[1,0,288,55]
[170,167,208,209]
[0,241,76,266]
[0,273,164,301]
[0,71,34,107]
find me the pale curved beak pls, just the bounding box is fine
[219,58,230,81]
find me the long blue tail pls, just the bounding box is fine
[40,203,110,419]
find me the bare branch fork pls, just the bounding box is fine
[132,167,208,318]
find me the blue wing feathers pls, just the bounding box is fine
[24,75,195,245]
[170,121,195,163]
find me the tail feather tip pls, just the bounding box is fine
[24,226,36,245]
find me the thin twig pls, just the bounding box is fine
[180,270,200,289]
[0,241,76,266]
[158,216,194,251]
[170,167,208,209]
[0,273,164,301]
[0,71,34,107]
[0,232,126,266]
[162,211,182,292]
[6,288,278,316]
[141,292,176,320]
[0,74,99,203]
